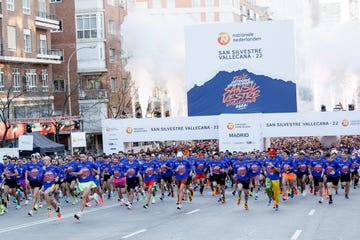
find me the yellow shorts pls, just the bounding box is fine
[78,181,97,192]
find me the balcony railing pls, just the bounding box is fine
[79,89,108,100]
[35,11,60,30]
[37,49,62,61]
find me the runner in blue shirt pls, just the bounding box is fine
[123,153,142,209]
[42,156,61,218]
[309,150,326,203]
[339,152,352,199]
[208,152,227,204]
[263,149,281,210]
[73,153,100,220]
[172,151,192,210]
[2,157,20,211]
[159,154,174,200]
[141,154,158,209]
[233,157,250,210]
[324,152,340,204]
[26,155,44,216]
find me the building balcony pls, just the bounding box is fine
[79,89,108,100]
[37,49,63,61]
[35,11,60,30]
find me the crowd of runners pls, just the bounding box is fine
[1,141,360,220]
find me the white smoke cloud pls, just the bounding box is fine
[122,1,360,116]
[121,11,191,117]
[265,0,360,111]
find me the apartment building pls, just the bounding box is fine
[0,0,61,144]
[129,0,270,22]
[51,0,128,153]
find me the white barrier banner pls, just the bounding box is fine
[19,135,33,151]
[120,116,218,142]
[102,119,125,154]
[219,114,262,152]
[71,132,87,148]
[262,111,360,137]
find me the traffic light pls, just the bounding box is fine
[74,121,80,129]
[348,104,355,111]
[321,105,326,112]
[26,124,32,133]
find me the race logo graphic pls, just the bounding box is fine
[176,164,186,175]
[251,164,259,173]
[341,165,349,173]
[342,119,349,127]
[213,165,221,174]
[227,122,235,130]
[161,164,168,173]
[197,163,205,171]
[299,164,307,172]
[222,74,261,111]
[79,167,90,179]
[114,170,122,178]
[127,168,136,177]
[217,32,231,45]
[313,164,323,173]
[126,127,133,134]
[237,166,247,177]
[30,168,39,178]
[145,167,154,177]
[43,171,55,183]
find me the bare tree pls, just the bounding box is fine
[0,86,23,147]
[108,78,134,119]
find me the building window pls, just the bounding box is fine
[39,34,47,54]
[110,77,117,92]
[23,0,31,14]
[107,0,115,6]
[54,80,64,92]
[189,13,201,22]
[122,77,129,91]
[24,29,32,53]
[25,69,38,92]
[220,0,232,7]
[7,0,15,11]
[41,69,48,92]
[87,79,100,89]
[109,48,116,63]
[7,26,16,51]
[206,13,215,22]
[192,0,201,7]
[76,14,99,39]
[50,0,62,3]
[12,68,21,92]
[152,0,162,8]
[167,0,175,8]
[108,20,115,34]
[0,68,5,92]
[14,107,26,119]
[206,0,214,7]
[41,105,52,117]
[28,106,40,118]
[38,0,47,18]
[51,49,64,61]
[51,20,63,33]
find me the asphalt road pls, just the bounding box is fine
[0,186,359,240]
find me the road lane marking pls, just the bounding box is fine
[0,203,120,234]
[308,209,315,216]
[186,209,200,215]
[291,230,302,240]
[121,229,147,239]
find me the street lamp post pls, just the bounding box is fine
[67,45,96,155]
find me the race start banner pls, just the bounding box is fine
[185,21,297,116]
